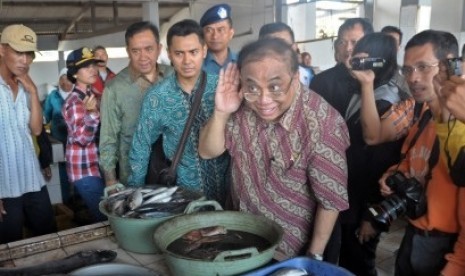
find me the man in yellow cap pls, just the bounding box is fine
[0,24,57,243]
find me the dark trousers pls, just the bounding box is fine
[339,222,380,276]
[395,224,457,276]
[0,186,57,244]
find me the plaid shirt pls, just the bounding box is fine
[62,87,101,182]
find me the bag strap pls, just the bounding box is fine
[399,103,432,161]
[166,71,207,181]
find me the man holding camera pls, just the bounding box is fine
[378,30,461,276]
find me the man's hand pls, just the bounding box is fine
[439,76,465,123]
[379,171,395,197]
[15,74,38,96]
[0,200,6,222]
[356,220,378,243]
[42,166,52,182]
[215,63,242,116]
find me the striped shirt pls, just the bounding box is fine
[62,87,101,182]
[226,87,350,257]
[0,76,45,198]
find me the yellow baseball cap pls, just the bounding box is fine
[1,24,38,52]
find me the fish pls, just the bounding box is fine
[0,250,117,276]
[183,235,225,253]
[127,188,143,210]
[141,186,179,205]
[183,226,228,242]
[102,186,199,218]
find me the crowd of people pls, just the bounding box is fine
[1,2,465,276]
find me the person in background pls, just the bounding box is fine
[200,3,237,75]
[300,51,316,82]
[438,76,465,276]
[311,18,374,116]
[92,45,115,97]
[44,67,73,145]
[99,21,172,187]
[128,19,230,205]
[440,76,465,123]
[381,25,410,95]
[0,24,57,243]
[339,32,410,276]
[308,17,373,263]
[63,47,105,222]
[376,30,460,276]
[259,22,312,87]
[198,38,349,259]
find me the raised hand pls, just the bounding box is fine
[15,73,38,96]
[438,76,465,123]
[215,63,242,115]
[83,93,98,113]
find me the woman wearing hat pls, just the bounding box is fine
[62,47,105,222]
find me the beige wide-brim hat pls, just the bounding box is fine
[1,24,38,52]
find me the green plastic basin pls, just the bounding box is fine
[153,201,284,276]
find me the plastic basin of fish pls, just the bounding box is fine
[99,200,180,254]
[153,201,284,276]
[241,256,355,276]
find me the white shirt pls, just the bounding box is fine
[299,65,311,87]
[0,76,45,198]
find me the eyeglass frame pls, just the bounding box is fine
[242,77,295,102]
[400,62,439,76]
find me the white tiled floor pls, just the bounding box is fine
[375,219,407,276]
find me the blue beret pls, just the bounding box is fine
[200,4,231,27]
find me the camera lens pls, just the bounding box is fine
[368,195,407,226]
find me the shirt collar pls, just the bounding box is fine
[128,63,166,84]
[205,48,237,66]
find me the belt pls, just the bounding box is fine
[412,226,457,238]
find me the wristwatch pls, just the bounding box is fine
[308,253,323,261]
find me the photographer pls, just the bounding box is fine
[339,32,411,276]
[436,77,465,276]
[378,30,461,276]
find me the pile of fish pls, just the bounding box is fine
[102,186,200,218]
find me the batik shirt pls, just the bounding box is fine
[225,86,350,257]
[63,87,100,182]
[0,76,45,198]
[99,65,173,184]
[128,73,229,204]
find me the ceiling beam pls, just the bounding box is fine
[62,2,92,39]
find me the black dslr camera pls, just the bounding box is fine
[351,57,386,70]
[368,172,425,227]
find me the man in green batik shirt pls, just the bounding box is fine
[99,21,172,186]
[128,19,229,205]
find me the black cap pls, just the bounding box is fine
[66,47,102,83]
[199,4,231,28]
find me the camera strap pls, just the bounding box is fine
[400,104,432,161]
[399,104,439,185]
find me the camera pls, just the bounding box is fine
[368,172,425,227]
[446,57,463,78]
[351,57,386,70]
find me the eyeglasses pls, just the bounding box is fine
[400,63,439,76]
[243,78,294,102]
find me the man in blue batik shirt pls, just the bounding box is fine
[128,19,229,205]
[200,3,237,75]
